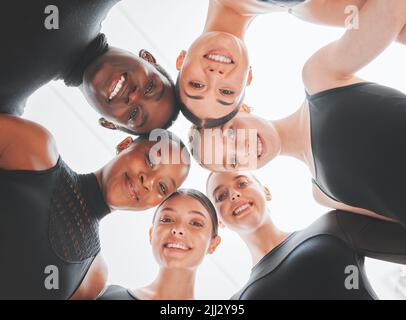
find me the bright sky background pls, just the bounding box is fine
[24,0,406,299]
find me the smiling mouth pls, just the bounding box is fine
[163,242,191,251]
[204,50,234,64]
[125,172,139,202]
[108,73,127,101]
[257,135,264,158]
[232,201,253,216]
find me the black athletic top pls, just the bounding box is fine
[97,285,139,300]
[0,158,110,299]
[232,210,406,300]
[308,82,406,228]
[0,0,119,115]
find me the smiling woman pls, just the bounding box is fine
[97,189,221,300]
[0,115,190,299]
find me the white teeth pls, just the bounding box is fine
[257,136,263,157]
[109,75,126,100]
[233,203,251,215]
[206,54,232,64]
[165,242,190,250]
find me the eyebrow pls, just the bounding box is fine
[155,84,166,102]
[184,91,203,100]
[168,176,176,190]
[216,99,234,106]
[188,210,207,219]
[184,91,234,106]
[139,109,148,128]
[161,207,175,212]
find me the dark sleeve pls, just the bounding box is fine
[336,211,406,264]
[96,285,137,300]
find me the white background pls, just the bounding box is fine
[24,0,406,299]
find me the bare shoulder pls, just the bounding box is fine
[302,50,365,96]
[0,115,59,171]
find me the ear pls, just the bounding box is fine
[208,235,222,254]
[148,226,153,244]
[99,117,118,130]
[264,186,272,201]
[176,50,187,71]
[139,49,157,64]
[246,66,253,86]
[116,136,134,155]
[240,103,252,113]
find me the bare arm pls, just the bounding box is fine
[302,0,406,94]
[0,115,58,171]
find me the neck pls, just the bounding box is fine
[271,106,309,163]
[239,210,287,266]
[204,0,255,40]
[142,267,197,300]
[94,168,113,213]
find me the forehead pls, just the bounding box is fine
[208,172,249,192]
[157,195,210,219]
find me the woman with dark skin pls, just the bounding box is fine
[98,189,221,300]
[207,171,406,300]
[0,115,190,299]
[190,1,406,227]
[176,0,406,127]
[0,0,178,135]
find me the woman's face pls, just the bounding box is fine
[150,195,221,269]
[207,172,270,232]
[191,112,277,172]
[102,139,190,211]
[82,48,175,135]
[177,32,251,122]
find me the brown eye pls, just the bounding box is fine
[191,220,204,228]
[159,182,168,195]
[190,81,205,89]
[160,216,173,223]
[145,153,155,169]
[144,79,155,95]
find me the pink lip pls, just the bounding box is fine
[125,173,139,202]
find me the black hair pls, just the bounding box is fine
[152,189,219,238]
[175,75,243,128]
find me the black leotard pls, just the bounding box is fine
[308,82,406,228]
[97,285,139,300]
[0,158,110,299]
[0,0,119,115]
[232,210,406,300]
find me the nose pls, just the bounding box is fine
[139,173,151,192]
[171,228,184,236]
[230,189,241,202]
[127,87,138,105]
[206,64,225,75]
